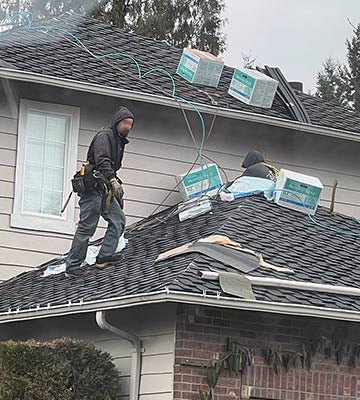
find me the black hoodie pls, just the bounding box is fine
[87,107,134,181]
[241,150,276,181]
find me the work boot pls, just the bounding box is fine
[65,267,89,278]
[95,257,112,270]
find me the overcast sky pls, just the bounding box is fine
[223,0,360,93]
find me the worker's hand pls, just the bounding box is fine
[109,178,124,203]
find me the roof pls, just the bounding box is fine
[1,14,360,135]
[1,196,360,323]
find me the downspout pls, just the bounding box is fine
[96,310,142,400]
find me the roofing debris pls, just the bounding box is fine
[155,234,294,274]
[1,13,360,322]
[0,196,359,320]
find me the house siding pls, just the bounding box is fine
[1,78,360,280]
[174,305,360,400]
[0,303,177,400]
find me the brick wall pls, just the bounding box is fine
[174,305,360,400]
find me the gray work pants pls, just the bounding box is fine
[66,190,126,270]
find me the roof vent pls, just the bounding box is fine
[289,81,303,92]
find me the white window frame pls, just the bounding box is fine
[11,99,80,234]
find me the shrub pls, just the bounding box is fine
[0,338,121,400]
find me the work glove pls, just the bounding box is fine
[109,177,124,206]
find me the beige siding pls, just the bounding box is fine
[0,303,176,400]
[1,79,360,280]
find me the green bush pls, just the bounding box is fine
[0,338,121,400]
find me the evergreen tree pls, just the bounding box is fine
[346,23,360,111]
[316,23,360,111]
[0,0,227,55]
[315,57,349,107]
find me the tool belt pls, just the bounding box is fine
[261,162,279,181]
[71,163,96,194]
[71,163,113,213]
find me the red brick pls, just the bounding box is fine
[173,305,360,400]
[204,308,222,317]
[192,350,214,359]
[181,391,198,400]
[175,383,191,391]
[183,340,203,350]
[213,318,231,327]
[176,348,193,357]
[185,374,203,383]
[203,342,224,352]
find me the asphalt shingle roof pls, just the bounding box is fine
[1,196,360,315]
[1,14,360,134]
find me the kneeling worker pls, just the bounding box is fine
[65,107,134,278]
[241,150,279,182]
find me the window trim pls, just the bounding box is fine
[11,99,80,234]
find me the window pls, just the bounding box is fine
[11,100,80,234]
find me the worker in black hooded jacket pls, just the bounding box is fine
[241,150,279,181]
[65,106,134,278]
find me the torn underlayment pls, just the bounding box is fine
[42,234,128,277]
[155,234,294,274]
[220,176,275,202]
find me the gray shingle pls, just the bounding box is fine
[1,14,360,134]
[0,196,360,314]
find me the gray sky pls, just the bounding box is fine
[223,0,360,93]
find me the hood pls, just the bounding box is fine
[110,106,134,133]
[242,150,265,168]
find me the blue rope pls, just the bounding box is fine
[272,189,360,237]
[2,12,205,168]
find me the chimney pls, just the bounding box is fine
[289,81,303,92]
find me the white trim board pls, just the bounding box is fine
[1,290,360,325]
[1,68,360,143]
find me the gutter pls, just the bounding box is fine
[2,286,360,324]
[96,311,142,400]
[1,68,360,142]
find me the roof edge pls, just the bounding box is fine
[1,289,360,325]
[1,68,360,142]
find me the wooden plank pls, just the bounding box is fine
[0,197,14,214]
[0,115,18,135]
[142,353,174,374]
[139,393,172,400]
[319,200,360,219]
[140,373,173,394]
[0,132,17,151]
[111,357,132,375]
[0,224,73,241]
[122,168,177,189]
[0,148,16,167]
[0,247,59,268]
[96,333,175,358]
[0,230,71,254]
[78,137,360,192]
[273,161,360,190]
[124,185,179,207]
[0,79,19,119]
[0,180,13,198]
[0,165,15,182]
[119,376,130,396]
[0,264,31,280]
[321,186,360,206]
[0,213,10,227]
